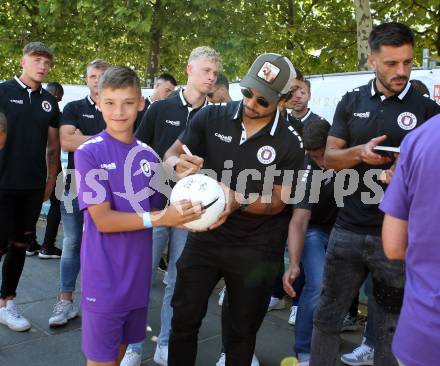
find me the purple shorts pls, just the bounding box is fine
[82,307,148,362]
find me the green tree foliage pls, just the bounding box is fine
[0,0,437,84]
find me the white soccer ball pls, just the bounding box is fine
[170,174,226,231]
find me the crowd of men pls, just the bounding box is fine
[0,20,439,366]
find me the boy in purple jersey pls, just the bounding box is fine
[74,66,202,366]
[380,113,440,366]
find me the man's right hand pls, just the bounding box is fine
[360,135,392,165]
[175,154,204,178]
[283,263,301,298]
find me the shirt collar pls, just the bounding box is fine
[147,95,153,104]
[14,76,42,94]
[178,88,208,109]
[234,101,280,137]
[370,78,411,101]
[299,109,312,122]
[87,95,96,106]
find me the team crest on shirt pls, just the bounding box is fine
[257,145,276,164]
[140,159,151,177]
[42,100,52,112]
[397,112,417,130]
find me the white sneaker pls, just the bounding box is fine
[154,344,168,366]
[163,271,169,286]
[288,305,298,325]
[216,353,226,366]
[267,296,287,311]
[0,300,31,331]
[215,352,259,366]
[340,341,374,366]
[121,348,142,366]
[218,286,226,307]
[48,299,79,327]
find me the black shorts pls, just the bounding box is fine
[0,189,44,245]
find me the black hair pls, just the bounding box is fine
[410,79,430,97]
[215,73,229,90]
[157,73,177,86]
[369,22,414,53]
[98,66,141,95]
[302,118,331,151]
[46,82,64,102]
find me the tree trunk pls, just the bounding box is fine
[145,0,162,87]
[354,0,372,70]
[286,0,295,51]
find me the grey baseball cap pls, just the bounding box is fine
[240,53,296,102]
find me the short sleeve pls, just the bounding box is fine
[149,154,168,210]
[329,93,351,141]
[273,135,305,186]
[379,142,410,220]
[74,147,112,211]
[294,157,313,211]
[178,106,208,157]
[60,102,79,127]
[135,102,158,145]
[49,101,61,128]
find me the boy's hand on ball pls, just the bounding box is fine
[175,154,203,178]
[157,199,204,227]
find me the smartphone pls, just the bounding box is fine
[373,146,400,157]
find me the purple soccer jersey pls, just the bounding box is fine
[75,130,164,313]
[380,114,440,366]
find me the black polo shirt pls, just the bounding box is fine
[60,95,106,172]
[179,101,304,251]
[330,79,440,235]
[0,77,60,190]
[295,154,337,233]
[135,89,208,158]
[288,109,327,136]
[133,97,151,132]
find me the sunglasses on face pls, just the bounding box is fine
[240,88,270,108]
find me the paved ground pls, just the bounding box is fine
[0,219,363,365]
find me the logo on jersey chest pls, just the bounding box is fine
[397,112,417,130]
[140,159,151,177]
[42,100,52,112]
[165,120,181,126]
[257,145,276,164]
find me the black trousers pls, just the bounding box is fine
[168,236,283,366]
[41,189,61,249]
[0,189,44,298]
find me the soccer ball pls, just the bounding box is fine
[170,174,226,230]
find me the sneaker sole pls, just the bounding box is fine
[49,311,79,327]
[25,251,38,256]
[340,357,373,366]
[38,253,61,259]
[0,319,31,332]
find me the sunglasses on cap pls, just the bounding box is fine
[240,87,270,108]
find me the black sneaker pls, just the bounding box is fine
[38,246,62,259]
[26,239,42,256]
